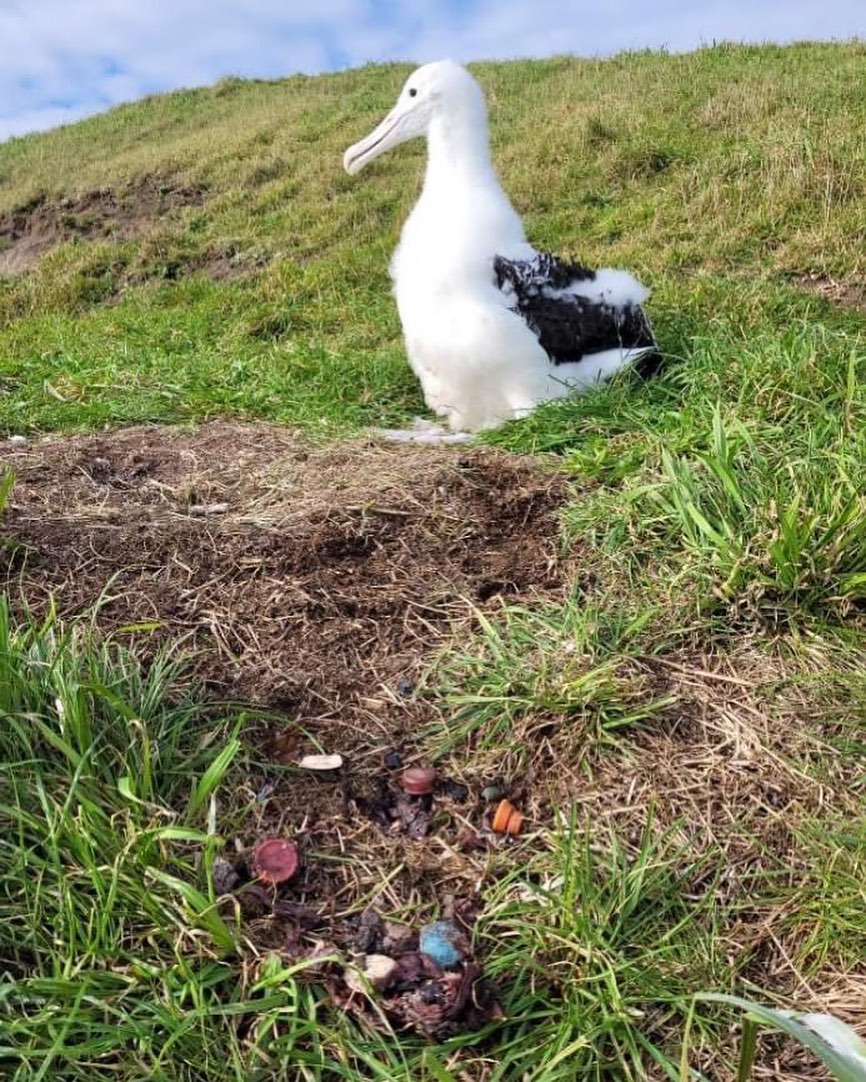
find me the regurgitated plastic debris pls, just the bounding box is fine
[401,766,436,795]
[252,837,299,885]
[491,799,523,835]
[298,753,344,771]
[419,920,468,969]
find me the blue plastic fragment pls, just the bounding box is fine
[419,920,466,969]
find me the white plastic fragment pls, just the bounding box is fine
[298,753,344,771]
[188,502,230,516]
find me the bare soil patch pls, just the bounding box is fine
[1,420,567,739]
[0,420,574,1025]
[794,272,866,310]
[0,176,205,275]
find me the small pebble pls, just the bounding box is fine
[396,676,415,698]
[383,749,403,770]
[441,778,469,802]
[212,857,241,895]
[354,909,383,953]
[481,784,504,802]
[7,434,28,447]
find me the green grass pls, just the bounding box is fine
[0,600,730,1080]
[476,815,727,1080]
[0,279,421,436]
[426,601,668,760]
[2,41,866,1080]
[549,321,866,623]
[4,598,856,1081]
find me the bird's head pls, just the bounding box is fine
[343,60,486,175]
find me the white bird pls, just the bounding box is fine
[343,60,657,439]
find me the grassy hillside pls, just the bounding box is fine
[2,42,866,1082]
[0,42,864,435]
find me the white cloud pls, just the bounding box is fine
[0,0,362,139]
[339,0,864,64]
[1,0,863,141]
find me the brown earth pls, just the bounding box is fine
[0,419,574,991]
[0,421,567,728]
[794,272,866,310]
[0,176,205,275]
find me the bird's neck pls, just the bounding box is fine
[422,113,500,198]
[393,109,527,284]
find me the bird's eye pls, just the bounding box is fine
[408,87,417,97]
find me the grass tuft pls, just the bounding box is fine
[427,602,668,762]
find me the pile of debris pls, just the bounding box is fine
[209,759,525,1039]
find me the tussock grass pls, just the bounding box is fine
[0,601,242,1076]
[427,602,667,761]
[0,596,723,1080]
[475,815,726,1080]
[492,318,866,628]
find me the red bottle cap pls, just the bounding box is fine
[252,838,299,884]
[401,766,437,795]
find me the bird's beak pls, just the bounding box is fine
[343,106,409,175]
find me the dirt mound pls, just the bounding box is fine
[1,421,569,742]
[0,420,576,1037]
[2,421,572,930]
[0,176,206,275]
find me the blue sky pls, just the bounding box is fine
[1,0,863,141]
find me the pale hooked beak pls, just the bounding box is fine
[343,106,408,175]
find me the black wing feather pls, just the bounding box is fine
[493,253,657,368]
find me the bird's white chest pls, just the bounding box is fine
[391,184,526,283]
[386,201,551,431]
[390,193,527,339]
